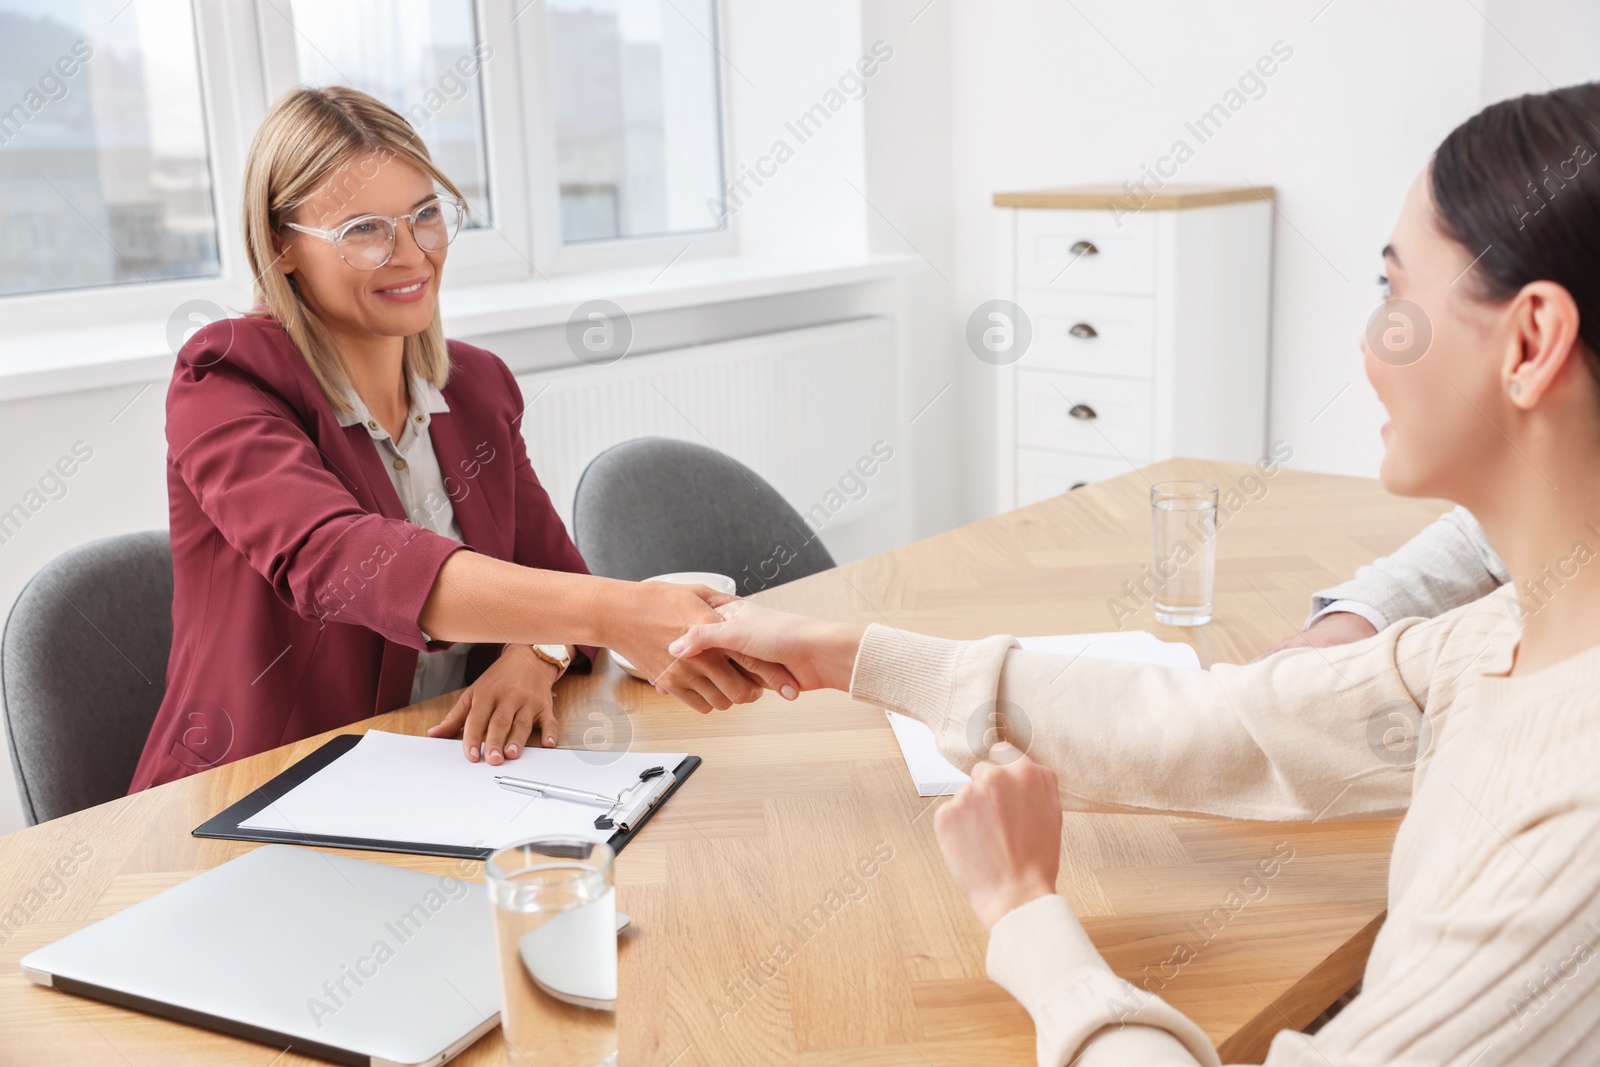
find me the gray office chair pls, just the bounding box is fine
[573,437,835,596]
[1,531,173,824]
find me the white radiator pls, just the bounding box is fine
[514,317,899,534]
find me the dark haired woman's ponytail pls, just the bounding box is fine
[1432,82,1600,386]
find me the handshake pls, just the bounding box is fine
[618,581,867,712]
[427,576,864,767]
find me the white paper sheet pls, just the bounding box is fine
[885,631,1203,797]
[240,731,687,850]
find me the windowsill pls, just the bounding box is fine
[0,252,922,402]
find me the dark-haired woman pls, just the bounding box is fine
[668,84,1600,1064]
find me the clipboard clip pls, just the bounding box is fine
[594,766,673,832]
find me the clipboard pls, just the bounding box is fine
[193,733,701,861]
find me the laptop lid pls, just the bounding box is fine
[20,845,500,1067]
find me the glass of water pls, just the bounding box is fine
[1150,481,1219,626]
[486,838,617,1067]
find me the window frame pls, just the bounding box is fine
[516,0,735,276]
[0,0,259,332]
[0,0,735,331]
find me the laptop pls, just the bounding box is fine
[21,845,501,1067]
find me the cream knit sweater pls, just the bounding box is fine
[849,586,1600,1066]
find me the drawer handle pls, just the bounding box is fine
[1068,322,1097,339]
[1069,481,1089,491]
[1068,403,1097,421]
[1069,240,1099,256]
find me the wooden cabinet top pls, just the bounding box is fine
[993,183,1274,211]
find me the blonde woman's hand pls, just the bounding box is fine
[427,644,563,764]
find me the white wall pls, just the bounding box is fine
[856,0,1600,524]
[1481,0,1600,103]
[717,0,968,539]
[859,0,961,537]
[721,0,869,258]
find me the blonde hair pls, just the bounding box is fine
[242,86,462,417]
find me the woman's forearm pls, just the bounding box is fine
[417,550,618,646]
[847,611,1451,821]
[422,555,800,709]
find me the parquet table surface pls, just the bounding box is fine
[0,457,1450,1065]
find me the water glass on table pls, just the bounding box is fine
[1149,480,1219,626]
[486,838,618,1067]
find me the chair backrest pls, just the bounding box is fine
[573,437,835,596]
[1,531,173,824]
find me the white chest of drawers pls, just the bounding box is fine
[991,184,1274,509]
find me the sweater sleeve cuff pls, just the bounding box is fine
[987,895,1220,1067]
[1306,598,1390,634]
[848,624,1019,770]
[849,623,964,717]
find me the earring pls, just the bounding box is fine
[1510,382,1522,398]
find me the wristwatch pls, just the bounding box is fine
[530,643,573,676]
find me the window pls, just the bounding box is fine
[0,0,221,298]
[0,0,730,315]
[548,0,724,242]
[283,0,492,227]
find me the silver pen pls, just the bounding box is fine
[494,775,616,808]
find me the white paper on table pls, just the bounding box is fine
[884,631,1202,797]
[240,730,687,850]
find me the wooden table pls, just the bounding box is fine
[0,458,1452,1066]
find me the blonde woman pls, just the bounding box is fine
[131,87,794,792]
[671,84,1600,1063]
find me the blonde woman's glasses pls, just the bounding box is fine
[283,196,466,271]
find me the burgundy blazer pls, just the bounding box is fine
[129,316,592,793]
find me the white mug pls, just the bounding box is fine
[643,571,738,597]
[610,571,739,681]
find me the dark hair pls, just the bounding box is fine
[1431,82,1600,384]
